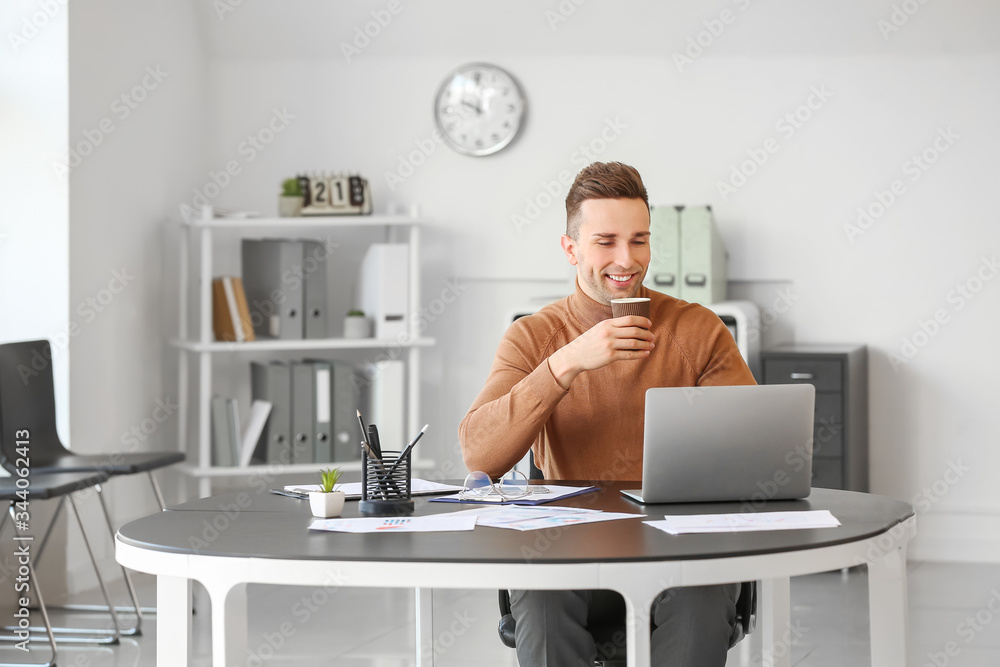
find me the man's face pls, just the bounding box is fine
[561,198,651,305]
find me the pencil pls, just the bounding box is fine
[383,424,428,479]
[357,409,369,450]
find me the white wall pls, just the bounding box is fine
[65,0,1000,561]
[0,0,70,599]
[67,0,209,562]
[0,0,69,438]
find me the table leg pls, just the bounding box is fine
[868,546,908,666]
[415,588,434,667]
[157,576,192,667]
[206,581,248,666]
[758,577,792,667]
[615,584,657,667]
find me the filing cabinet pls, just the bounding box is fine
[762,344,868,492]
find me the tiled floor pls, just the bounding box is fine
[13,561,1000,666]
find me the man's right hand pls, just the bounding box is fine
[547,316,655,390]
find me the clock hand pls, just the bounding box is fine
[460,99,482,117]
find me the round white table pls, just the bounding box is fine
[116,483,915,667]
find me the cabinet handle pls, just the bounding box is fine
[790,372,814,380]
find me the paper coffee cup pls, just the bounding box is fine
[610,297,651,320]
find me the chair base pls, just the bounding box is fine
[35,603,155,617]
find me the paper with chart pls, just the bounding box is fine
[309,514,477,533]
[447,505,645,531]
[429,484,598,505]
[645,510,841,535]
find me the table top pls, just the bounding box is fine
[117,483,912,565]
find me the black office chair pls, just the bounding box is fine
[0,339,186,630]
[496,453,757,665]
[0,470,121,667]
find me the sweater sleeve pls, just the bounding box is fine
[458,323,570,478]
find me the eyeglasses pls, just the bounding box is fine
[459,470,547,501]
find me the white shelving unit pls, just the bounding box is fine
[173,206,435,498]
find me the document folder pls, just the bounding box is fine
[242,239,305,339]
[291,361,315,464]
[311,360,334,463]
[332,361,368,461]
[679,206,727,305]
[358,244,409,339]
[643,205,681,298]
[250,361,292,464]
[367,359,405,451]
[301,240,328,339]
[211,395,236,466]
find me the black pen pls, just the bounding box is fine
[368,424,383,460]
[269,489,308,500]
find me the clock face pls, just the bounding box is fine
[434,63,525,157]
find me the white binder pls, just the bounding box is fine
[358,244,409,339]
[643,205,682,297]
[678,206,727,305]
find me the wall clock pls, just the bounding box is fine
[433,63,525,157]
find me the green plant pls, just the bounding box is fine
[347,309,365,317]
[281,178,302,197]
[319,467,342,493]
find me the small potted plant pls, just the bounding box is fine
[309,467,345,518]
[279,178,303,217]
[343,308,372,339]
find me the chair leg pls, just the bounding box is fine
[0,504,58,667]
[33,486,155,621]
[64,493,126,640]
[0,495,122,645]
[93,485,145,629]
[31,496,66,567]
[148,471,167,511]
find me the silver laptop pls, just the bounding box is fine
[621,384,815,504]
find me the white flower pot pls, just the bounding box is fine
[309,490,345,518]
[343,315,372,339]
[278,195,303,217]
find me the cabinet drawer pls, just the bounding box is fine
[815,393,843,424]
[813,425,843,459]
[764,358,842,391]
[811,458,843,489]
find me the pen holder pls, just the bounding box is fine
[359,449,414,516]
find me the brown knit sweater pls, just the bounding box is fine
[458,282,756,481]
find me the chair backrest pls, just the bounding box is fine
[0,339,67,470]
[528,449,544,480]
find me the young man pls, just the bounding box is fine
[459,162,756,666]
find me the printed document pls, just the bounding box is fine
[645,510,841,535]
[448,506,644,531]
[309,514,477,533]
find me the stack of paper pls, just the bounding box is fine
[286,479,463,500]
[307,506,643,534]
[645,510,841,535]
[429,484,597,505]
[451,506,644,531]
[310,514,477,533]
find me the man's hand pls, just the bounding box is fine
[548,316,655,390]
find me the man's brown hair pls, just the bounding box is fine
[564,161,649,240]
